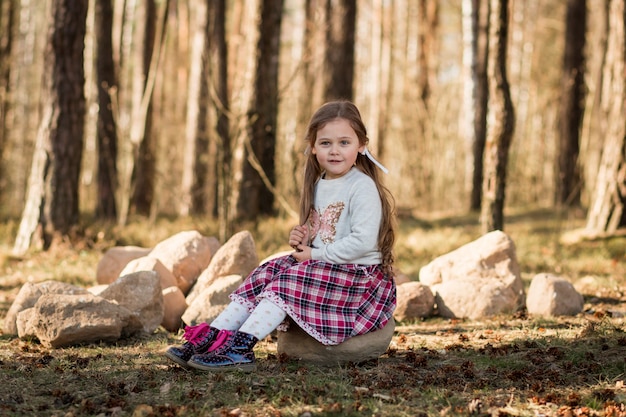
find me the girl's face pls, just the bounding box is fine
[312,118,365,179]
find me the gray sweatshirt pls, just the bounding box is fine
[309,167,382,265]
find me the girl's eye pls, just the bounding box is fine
[341,140,350,145]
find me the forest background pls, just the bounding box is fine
[1,1,626,415]
[0,0,624,254]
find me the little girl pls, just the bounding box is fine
[165,100,396,372]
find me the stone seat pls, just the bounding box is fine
[276,318,395,365]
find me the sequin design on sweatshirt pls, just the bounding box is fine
[308,202,345,244]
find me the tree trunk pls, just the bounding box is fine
[581,0,609,207]
[556,0,586,207]
[291,0,325,199]
[585,0,626,234]
[323,0,355,100]
[299,0,325,129]
[461,0,489,211]
[227,0,260,226]
[480,0,515,234]
[13,0,87,255]
[180,0,208,216]
[237,0,283,219]
[417,0,438,109]
[131,0,157,216]
[116,0,167,225]
[204,0,230,237]
[95,0,118,220]
[471,0,489,211]
[364,0,393,159]
[0,0,16,203]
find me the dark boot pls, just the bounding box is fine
[164,323,219,368]
[188,331,258,372]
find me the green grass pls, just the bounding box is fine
[0,208,625,416]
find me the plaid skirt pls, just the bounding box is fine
[230,254,396,346]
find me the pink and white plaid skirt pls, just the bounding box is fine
[230,254,396,346]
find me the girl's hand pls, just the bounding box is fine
[292,245,312,262]
[288,225,309,251]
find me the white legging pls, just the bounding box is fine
[210,299,287,341]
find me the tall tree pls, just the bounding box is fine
[131,0,157,216]
[115,0,167,225]
[479,0,514,233]
[323,0,356,100]
[585,0,626,234]
[205,0,230,236]
[13,0,88,255]
[416,0,438,108]
[556,0,586,207]
[227,0,259,227]
[580,0,609,204]
[0,0,16,206]
[461,0,489,211]
[472,0,489,210]
[180,0,209,216]
[94,0,118,219]
[236,0,283,219]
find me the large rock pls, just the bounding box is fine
[419,230,525,319]
[433,277,522,318]
[96,246,152,284]
[182,274,243,326]
[16,293,142,348]
[526,273,584,317]
[148,230,221,294]
[161,286,187,332]
[3,281,89,335]
[119,257,184,332]
[119,256,178,290]
[99,271,164,334]
[277,319,396,364]
[394,281,434,322]
[186,231,258,304]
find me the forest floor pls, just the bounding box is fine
[0,208,625,417]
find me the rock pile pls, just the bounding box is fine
[3,228,587,363]
[397,230,586,322]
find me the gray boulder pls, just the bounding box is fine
[277,319,395,364]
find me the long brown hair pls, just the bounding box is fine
[299,100,396,277]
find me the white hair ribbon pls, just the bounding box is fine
[361,147,389,174]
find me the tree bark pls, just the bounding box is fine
[131,0,157,216]
[480,0,515,233]
[203,0,230,237]
[581,0,609,206]
[237,0,283,219]
[471,0,489,211]
[323,0,355,100]
[556,0,586,207]
[585,0,626,234]
[95,0,118,220]
[180,0,208,216]
[227,0,259,226]
[13,0,87,254]
[461,0,489,211]
[116,0,167,225]
[0,0,16,200]
[417,0,438,109]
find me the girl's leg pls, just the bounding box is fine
[210,301,252,331]
[238,298,287,340]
